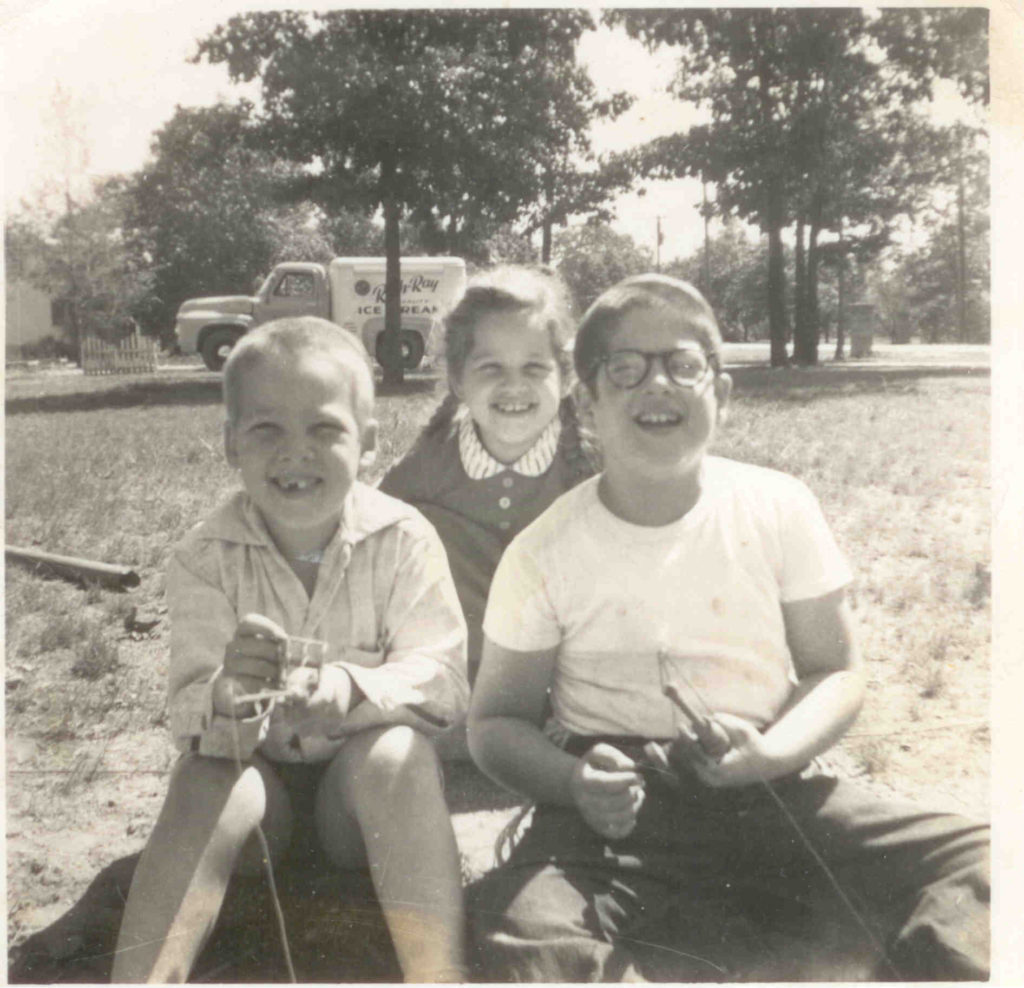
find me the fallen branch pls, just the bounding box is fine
[5,545,140,590]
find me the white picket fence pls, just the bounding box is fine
[81,332,159,376]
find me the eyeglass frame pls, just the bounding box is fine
[595,345,720,391]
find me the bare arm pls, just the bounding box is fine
[467,636,578,804]
[681,587,865,786]
[763,587,865,768]
[468,636,645,838]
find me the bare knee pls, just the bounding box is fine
[163,754,268,843]
[338,726,442,811]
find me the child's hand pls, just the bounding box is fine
[212,614,287,718]
[672,713,781,788]
[569,743,646,840]
[278,665,354,736]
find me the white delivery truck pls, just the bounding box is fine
[174,256,467,371]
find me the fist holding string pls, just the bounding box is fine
[569,743,646,840]
[212,613,288,718]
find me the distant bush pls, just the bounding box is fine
[11,335,78,362]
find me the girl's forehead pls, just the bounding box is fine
[468,309,553,353]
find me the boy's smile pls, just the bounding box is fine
[580,306,731,520]
[225,350,376,557]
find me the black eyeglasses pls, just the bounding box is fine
[600,347,715,390]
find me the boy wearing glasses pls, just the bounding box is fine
[466,275,989,981]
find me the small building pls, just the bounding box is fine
[5,278,64,357]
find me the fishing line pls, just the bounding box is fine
[659,656,903,979]
[229,708,297,983]
[753,772,901,979]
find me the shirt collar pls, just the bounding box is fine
[457,408,561,480]
[198,482,408,550]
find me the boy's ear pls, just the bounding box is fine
[714,372,733,424]
[223,421,239,468]
[359,418,379,470]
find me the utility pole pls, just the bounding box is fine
[656,216,663,273]
[955,124,969,342]
[702,180,711,295]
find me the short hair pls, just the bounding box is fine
[574,274,724,392]
[222,317,375,425]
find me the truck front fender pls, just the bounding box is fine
[175,314,254,355]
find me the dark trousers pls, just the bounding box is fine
[468,739,989,982]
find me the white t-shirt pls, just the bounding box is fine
[482,456,853,739]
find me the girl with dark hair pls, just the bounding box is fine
[380,266,596,756]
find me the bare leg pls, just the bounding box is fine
[111,754,291,983]
[316,726,467,982]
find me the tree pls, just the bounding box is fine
[608,8,988,366]
[123,101,381,342]
[8,178,151,355]
[868,129,989,345]
[194,10,621,383]
[666,222,769,342]
[553,223,652,314]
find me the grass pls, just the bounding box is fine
[5,363,989,765]
[5,357,990,969]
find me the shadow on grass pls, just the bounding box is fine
[7,852,403,984]
[728,363,988,401]
[5,372,439,417]
[5,377,225,417]
[7,763,516,984]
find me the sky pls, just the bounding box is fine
[0,0,709,262]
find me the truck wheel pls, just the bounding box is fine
[201,328,241,372]
[375,331,425,372]
[399,330,425,370]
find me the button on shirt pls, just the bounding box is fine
[167,484,468,763]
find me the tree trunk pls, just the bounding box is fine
[956,136,969,342]
[541,221,552,265]
[380,158,404,386]
[755,18,788,368]
[793,218,810,364]
[766,199,789,367]
[805,223,821,361]
[834,221,846,361]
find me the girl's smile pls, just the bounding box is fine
[454,309,564,464]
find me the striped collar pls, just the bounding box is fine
[457,410,561,480]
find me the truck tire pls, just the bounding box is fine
[375,330,425,371]
[201,328,242,372]
[399,330,425,370]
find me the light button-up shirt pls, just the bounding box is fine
[167,483,468,763]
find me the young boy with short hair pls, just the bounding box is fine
[112,317,469,982]
[467,274,989,981]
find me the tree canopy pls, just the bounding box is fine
[553,222,652,314]
[608,7,988,365]
[194,9,625,381]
